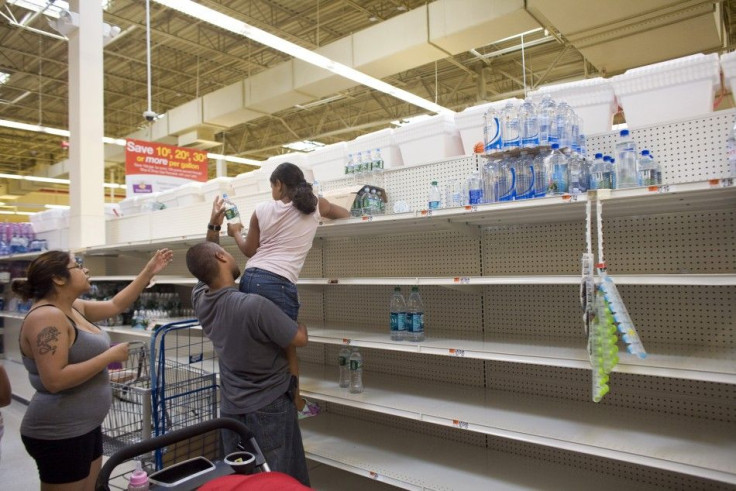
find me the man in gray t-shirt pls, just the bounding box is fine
[186,228,309,485]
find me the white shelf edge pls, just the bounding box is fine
[300,367,736,484]
[305,453,422,491]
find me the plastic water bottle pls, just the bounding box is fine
[514,151,535,200]
[338,346,351,388]
[467,171,483,205]
[128,460,149,491]
[406,286,425,342]
[497,155,516,201]
[519,99,539,148]
[500,101,520,149]
[532,152,547,198]
[482,158,498,203]
[354,151,365,183]
[568,148,588,195]
[615,129,639,188]
[728,120,736,177]
[349,348,363,393]
[428,181,442,210]
[345,153,355,182]
[373,148,384,187]
[222,194,241,224]
[544,143,568,195]
[554,101,575,148]
[389,287,406,341]
[538,94,556,146]
[313,180,323,198]
[484,106,502,152]
[638,150,661,186]
[589,153,605,190]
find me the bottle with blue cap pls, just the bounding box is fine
[615,129,639,188]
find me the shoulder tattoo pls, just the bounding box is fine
[36,326,61,355]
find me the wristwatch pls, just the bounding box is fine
[207,223,221,232]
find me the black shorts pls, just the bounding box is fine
[22,426,103,484]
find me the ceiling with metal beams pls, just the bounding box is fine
[0,0,731,207]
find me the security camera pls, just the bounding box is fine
[143,110,158,122]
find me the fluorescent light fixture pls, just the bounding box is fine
[0,72,10,85]
[282,140,325,152]
[45,204,69,209]
[0,119,257,166]
[153,0,454,116]
[0,210,34,215]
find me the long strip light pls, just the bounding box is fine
[152,0,453,116]
[0,119,260,166]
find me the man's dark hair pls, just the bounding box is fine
[186,242,222,284]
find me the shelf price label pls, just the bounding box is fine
[342,338,352,345]
[452,419,469,429]
[361,215,373,222]
[369,471,380,480]
[463,204,478,212]
[710,178,734,188]
[648,184,672,193]
[453,277,471,284]
[328,279,339,284]
[449,348,465,357]
[421,209,433,217]
[561,194,578,202]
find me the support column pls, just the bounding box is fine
[68,0,105,249]
[215,157,227,177]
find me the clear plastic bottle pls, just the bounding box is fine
[428,181,442,210]
[484,106,502,152]
[348,348,363,393]
[406,286,425,342]
[497,155,515,202]
[728,120,736,177]
[355,151,365,183]
[532,151,547,198]
[127,460,149,491]
[222,194,241,224]
[467,171,484,205]
[538,94,557,146]
[544,143,568,195]
[389,286,406,341]
[482,158,498,203]
[500,101,520,149]
[568,146,588,195]
[514,151,535,200]
[589,153,605,190]
[615,129,639,188]
[637,149,662,186]
[313,180,322,198]
[338,346,351,388]
[345,153,355,182]
[554,101,575,148]
[519,99,539,148]
[373,148,384,187]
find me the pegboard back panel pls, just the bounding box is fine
[485,362,736,422]
[586,109,736,184]
[300,246,323,278]
[618,285,735,348]
[324,344,486,387]
[297,339,326,365]
[481,221,587,275]
[324,403,488,448]
[322,231,481,277]
[322,285,483,337]
[297,288,324,327]
[487,436,732,491]
[602,211,736,274]
[319,155,480,214]
[483,285,583,339]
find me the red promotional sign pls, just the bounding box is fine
[125,139,208,182]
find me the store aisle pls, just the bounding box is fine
[0,399,39,488]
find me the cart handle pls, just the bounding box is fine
[95,418,256,491]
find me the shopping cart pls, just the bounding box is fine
[102,341,153,457]
[95,418,270,491]
[149,319,219,470]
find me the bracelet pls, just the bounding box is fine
[207,223,221,232]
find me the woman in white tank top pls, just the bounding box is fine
[227,163,349,416]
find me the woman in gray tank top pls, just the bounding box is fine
[13,249,173,490]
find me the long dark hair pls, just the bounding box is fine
[270,162,317,215]
[11,250,72,301]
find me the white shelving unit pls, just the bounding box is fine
[4,111,734,489]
